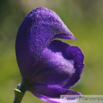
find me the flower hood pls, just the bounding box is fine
[15,7,84,103]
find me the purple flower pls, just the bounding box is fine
[15,7,84,103]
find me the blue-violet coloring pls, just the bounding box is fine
[15,7,84,103]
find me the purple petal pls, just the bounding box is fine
[16,7,76,79]
[15,7,84,103]
[30,40,84,88]
[30,83,82,103]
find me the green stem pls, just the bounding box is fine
[13,79,30,103]
[13,89,24,103]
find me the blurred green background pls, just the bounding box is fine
[0,0,103,103]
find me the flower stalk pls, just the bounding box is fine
[13,79,29,103]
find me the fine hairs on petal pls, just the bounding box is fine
[14,7,84,103]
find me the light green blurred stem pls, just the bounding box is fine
[13,89,24,103]
[13,79,29,103]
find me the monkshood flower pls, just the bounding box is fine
[13,7,84,103]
